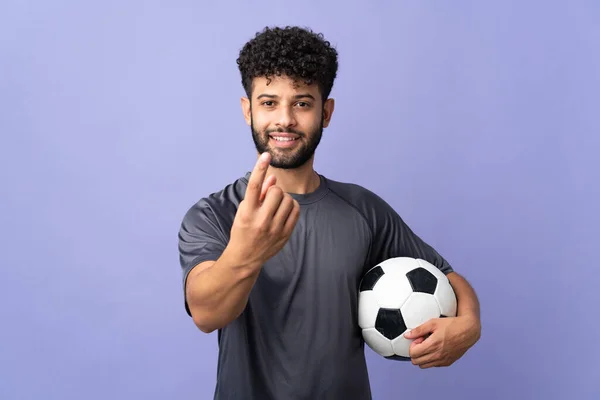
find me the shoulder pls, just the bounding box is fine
[180,174,247,231]
[324,176,397,219]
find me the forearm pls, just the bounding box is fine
[186,247,261,333]
[447,272,480,322]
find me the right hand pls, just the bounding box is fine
[228,152,301,268]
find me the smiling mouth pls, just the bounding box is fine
[268,134,300,148]
[270,136,298,142]
[269,132,300,140]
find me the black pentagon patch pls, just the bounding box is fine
[406,267,438,295]
[385,355,412,362]
[375,308,407,340]
[359,266,384,291]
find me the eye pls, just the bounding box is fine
[261,101,275,107]
[296,101,310,108]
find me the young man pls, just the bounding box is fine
[178,26,481,399]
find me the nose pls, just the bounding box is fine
[275,106,297,128]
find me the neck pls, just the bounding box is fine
[264,157,320,195]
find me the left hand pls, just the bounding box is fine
[404,315,481,369]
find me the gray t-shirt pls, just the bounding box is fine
[178,171,453,400]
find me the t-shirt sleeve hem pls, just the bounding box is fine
[439,261,454,275]
[182,252,223,317]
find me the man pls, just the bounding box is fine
[178,26,481,399]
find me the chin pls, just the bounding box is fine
[269,157,303,170]
[269,152,313,169]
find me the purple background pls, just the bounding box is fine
[1,1,598,399]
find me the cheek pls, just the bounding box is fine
[250,114,267,131]
[300,111,322,130]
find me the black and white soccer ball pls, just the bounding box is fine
[358,257,457,360]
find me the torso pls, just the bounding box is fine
[212,173,374,400]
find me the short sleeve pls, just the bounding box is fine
[178,199,228,316]
[366,193,454,275]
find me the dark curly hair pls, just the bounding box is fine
[236,26,338,102]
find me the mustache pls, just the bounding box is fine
[265,127,304,137]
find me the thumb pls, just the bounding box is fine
[411,336,425,346]
[404,319,437,339]
[259,175,277,203]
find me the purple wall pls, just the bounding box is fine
[1,1,598,399]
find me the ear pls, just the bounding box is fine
[322,98,335,128]
[241,97,251,126]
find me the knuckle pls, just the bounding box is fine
[266,187,284,202]
[269,186,283,195]
[270,219,281,230]
[256,221,269,233]
[291,207,300,220]
[237,208,251,223]
[285,195,296,208]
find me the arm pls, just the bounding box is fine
[447,271,481,327]
[179,153,299,333]
[361,190,481,366]
[185,247,262,333]
[405,271,482,368]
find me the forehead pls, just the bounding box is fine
[251,75,320,99]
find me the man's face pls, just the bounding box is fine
[242,76,334,169]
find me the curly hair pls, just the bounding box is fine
[236,26,338,101]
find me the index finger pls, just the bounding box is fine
[244,152,271,206]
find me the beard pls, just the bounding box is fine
[251,114,324,169]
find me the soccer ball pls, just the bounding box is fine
[358,257,457,360]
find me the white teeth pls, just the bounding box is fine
[272,136,296,142]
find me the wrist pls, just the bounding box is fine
[221,243,263,278]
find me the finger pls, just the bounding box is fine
[418,361,438,369]
[411,337,425,346]
[260,186,285,219]
[411,346,438,366]
[244,152,271,207]
[409,337,435,359]
[404,319,437,339]
[272,193,295,228]
[282,199,300,235]
[409,344,428,359]
[411,351,437,367]
[259,175,277,203]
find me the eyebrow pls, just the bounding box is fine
[256,93,316,100]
